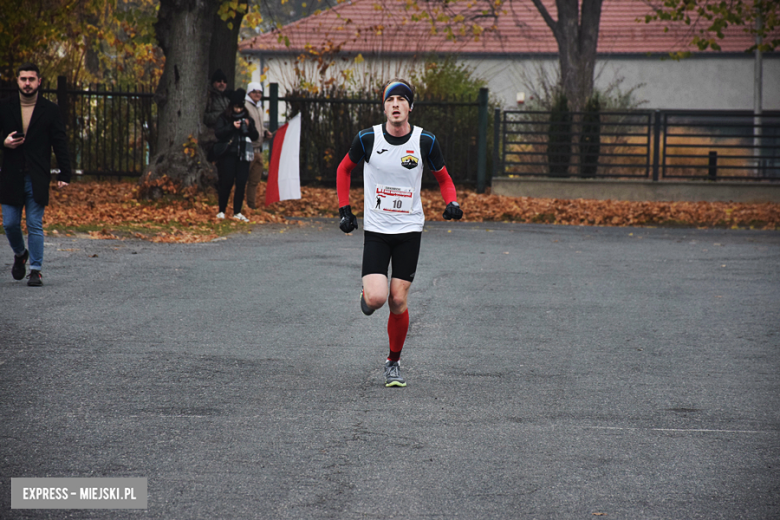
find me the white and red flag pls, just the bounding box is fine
[265,113,302,206]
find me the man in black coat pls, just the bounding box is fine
[1,63,72,286]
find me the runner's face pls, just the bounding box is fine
[17,71,40,96]
[384,95,410,126]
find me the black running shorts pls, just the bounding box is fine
[361,230,422,282]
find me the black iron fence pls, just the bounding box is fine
[2,78,486,185]
[1,77,155,178]
[271,88,485,187]
[4,76,778,186]
[500,109,780,181]
[659,110,780,180]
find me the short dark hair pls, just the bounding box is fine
[17,63,41,78]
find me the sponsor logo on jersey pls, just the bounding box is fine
[400,155,419,170]
[376,149,388,154]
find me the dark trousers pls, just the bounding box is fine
[217,154,250,214]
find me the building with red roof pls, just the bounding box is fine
[239,0,779,110]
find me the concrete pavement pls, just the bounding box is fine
[1,220,779,519]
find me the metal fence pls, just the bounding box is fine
[2,78,485,185]
[1,77,155,178]
[7,77,777,185]
[660,110,780,180]
[273,90,483,187]
[500,109,780,181]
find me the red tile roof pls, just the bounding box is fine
[239,0,771,56]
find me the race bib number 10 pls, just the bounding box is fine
[373,185,414,214]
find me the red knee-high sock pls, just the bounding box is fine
[387,309,409,362]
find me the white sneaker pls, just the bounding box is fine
[216,212,226,219]
[232,213,249,222]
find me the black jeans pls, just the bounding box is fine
[217,154,250,214]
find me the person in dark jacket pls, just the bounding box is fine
[214,89,259,222]
[204,69,230,129]
[0,63,72,286]
[201,69,231,163]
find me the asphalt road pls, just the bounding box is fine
[1,220,779,519]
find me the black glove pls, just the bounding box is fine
[443,201,463,220]
[339,205,358,233]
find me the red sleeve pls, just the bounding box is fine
[337,154,357,207]
[431,165,457,205]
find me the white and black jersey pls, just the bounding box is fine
[347,123,445,234]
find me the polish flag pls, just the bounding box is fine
[265,113,302,206]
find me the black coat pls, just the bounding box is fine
[215,111,259,158]
[0,94,72,206]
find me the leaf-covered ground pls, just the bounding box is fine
[10,179,780,243]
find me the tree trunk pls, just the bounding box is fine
[145,0,220,191]
[531,0,603,111]
[209,1,247,90]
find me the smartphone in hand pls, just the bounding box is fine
[12,132,24,139]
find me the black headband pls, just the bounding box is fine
[382,82,414,107]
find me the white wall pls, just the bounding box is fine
[246,55,422,123]
[247,53,780,112]
[467,55,780,111]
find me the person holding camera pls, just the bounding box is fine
[213,89,259,222]
[1,63,72,286]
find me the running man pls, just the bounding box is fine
[336,78,463,387]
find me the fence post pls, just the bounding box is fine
[269,83,279,132]
[652,110,661,181]
[492,107,501,181]
[708,151,718,180]
[476,87,488,193]
[57,75,68,124]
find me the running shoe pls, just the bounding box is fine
[360,290,375,316]
[12,249,28,280]
[233,213,249,222]
[27,270,42,287]
[384,360,406,387]
[216,212,226,219]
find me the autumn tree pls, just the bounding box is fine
[438,0,605,110]
[144,0,270,190]
[0,0,163,87]
[1,0,265,190]
[389,0,604,110]
[144,0,221,189]
[643,0,779,53]
[210,0,249,89]
[0,0,108,84]
[529,0,603,111]
[90,1,163,88]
